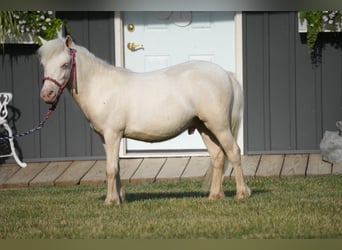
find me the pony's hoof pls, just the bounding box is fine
[104,198,114,206]
[120,188,126,202]
[104,197,123,205]
[208,192,225,200]
[236,185,251,199]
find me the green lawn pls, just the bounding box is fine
[0,176,341,239]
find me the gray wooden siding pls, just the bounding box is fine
[243,12,342,154]
[0,12,114,162]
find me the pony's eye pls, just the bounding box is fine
[62,63,70,69]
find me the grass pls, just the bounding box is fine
[0,175,341,239]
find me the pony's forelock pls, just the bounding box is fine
[38,38,66,65]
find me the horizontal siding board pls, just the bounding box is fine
[332,162,342,175]
[80,160,106,184]
[55,160,95,185]
[256,154,284,177]
[130,158,166,183]
[156,157,189,181]
[281,154,308,176]
[30,161,72,186]
[181,156,210,180]
[0,164,20,187]
[231,155,260,177]
[120,158,143,182]
[307,154,332,176]
[4,162,48,188]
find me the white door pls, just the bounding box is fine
[123,11,236,155]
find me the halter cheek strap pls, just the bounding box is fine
[42,48,78,109]
[70,49,78,94]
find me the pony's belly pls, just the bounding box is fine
[124,120,194,142]
[125,129,185,142]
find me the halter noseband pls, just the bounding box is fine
[42,48,78,109]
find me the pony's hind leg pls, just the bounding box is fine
[222,132,250,199]
[210,128,251,199]
[198,124,225,199]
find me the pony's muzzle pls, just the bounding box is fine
[40,88,57,104]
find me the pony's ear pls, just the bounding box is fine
[57,29,64,40]
[65,35,74,48]
[38,36,47,45]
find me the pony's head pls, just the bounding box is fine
[38,35,76,104]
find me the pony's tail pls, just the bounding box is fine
[229,72,243,141]
[224,72,243,175]
[203,72,243,191]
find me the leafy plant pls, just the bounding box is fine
[0,11,18,44]
[300,11,342,52]
[0,11,64,45]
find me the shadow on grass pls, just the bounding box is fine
[98,189,269,203]
[125,191,208,202]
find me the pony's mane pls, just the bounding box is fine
[38,38,66,65]
[38,37,129,74]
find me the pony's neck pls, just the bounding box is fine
[68,45,105,94]
[66,44,119,118]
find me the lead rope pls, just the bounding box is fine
[0,105,57,142]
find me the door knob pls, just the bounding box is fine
[127,42,144,52]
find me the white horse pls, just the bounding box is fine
[39,35,251,205]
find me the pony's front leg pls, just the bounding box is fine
[103,136,124,205]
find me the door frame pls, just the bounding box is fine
[114,11,244,157]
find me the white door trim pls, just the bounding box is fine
[114,11,127,157]
[234,12,244,155]
[114,11,124,68]
[114,11,244,157]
